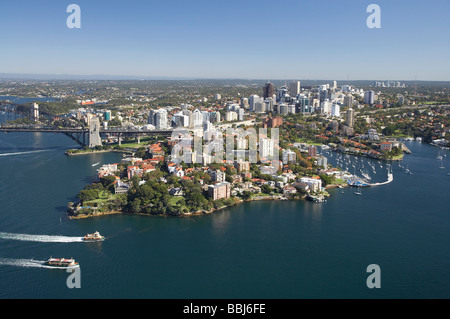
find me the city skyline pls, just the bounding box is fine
[1,0,449,81]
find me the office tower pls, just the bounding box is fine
[332,81,337,90]
[308,145,316,157]
[346,108,354,127]
[202,111,210,124]
[103,110,111,121]
[209,111,221,123]
[172,112,189,127]
[282,149,296,164]
[344,94,353,108]
[276,86,288,102]
[149,109,168,129]
[259,138,274,158]
[364,90,375,104]
[240,97,249,109]
[342,85,351,92]
[320,100,331,114]
[289,81,301,96]
[238,108,244,121]
[319,88,328,102]
[299,96,310,113]
[192,108,203,128]
[155,109,168,129]
[278,104,289,115]
[263,82,274,99]
[331,103,340,117]
[255,101,265,113]
[249,94,262,112]
[288,104,296,114]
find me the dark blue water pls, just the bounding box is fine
[0,95,58,103]
[0,131,449,299]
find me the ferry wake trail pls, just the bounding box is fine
[0,149,50,157]
[0,258,78,269]
[0,232,83,243]
[0,258,48,269]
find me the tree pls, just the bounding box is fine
[319,174,333,187]
[77,189,99,202]
[261,184,271,194]
[135,147,147,159]
[100,175,117,192]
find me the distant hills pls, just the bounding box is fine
[0,73,449,87]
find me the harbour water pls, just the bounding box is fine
[0,131,449,299]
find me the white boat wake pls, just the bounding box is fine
[0,258,78,269]
[0,232,83,243]
[0,149,50,157]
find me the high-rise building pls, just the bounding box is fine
[346,108,354,127]
[289,81,301,96]
[276,86,288,102]
[308,145,316,157]
[172,112,189,127]
[148,109,169,129]
[319,89,328,102]
[240,97,249,109]
[209,111,221,123]
[331,103,340,117]
[263,82,274,99]
[155,109,168,129]
[344,94,353,108]
[238,108,245,121]
[192,108,203,128]
[249,94,262,112]
[364,90,375,104]
[282,149,296,164]
[208,182,231,201]
[103,110,111,121]
[259,138,274,158]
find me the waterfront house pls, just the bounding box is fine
[380,142,392,152]
[283,185,297,196]
[299,177,322,193]
[208,182,231,201]
[115,180,130,194]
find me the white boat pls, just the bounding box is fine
[92,162,100,167]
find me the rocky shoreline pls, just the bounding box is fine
[67,185,343,220]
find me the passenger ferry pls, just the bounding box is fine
[83,231,105,241]
[45,257,78,267]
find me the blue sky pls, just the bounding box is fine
[0,0,449,80]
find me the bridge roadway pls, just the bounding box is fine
[0,125,173,135]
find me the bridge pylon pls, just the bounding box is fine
[88,117,102,148]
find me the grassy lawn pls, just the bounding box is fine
[168,196,184,206]
[84,191,117,205]
[294,138,323,146]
